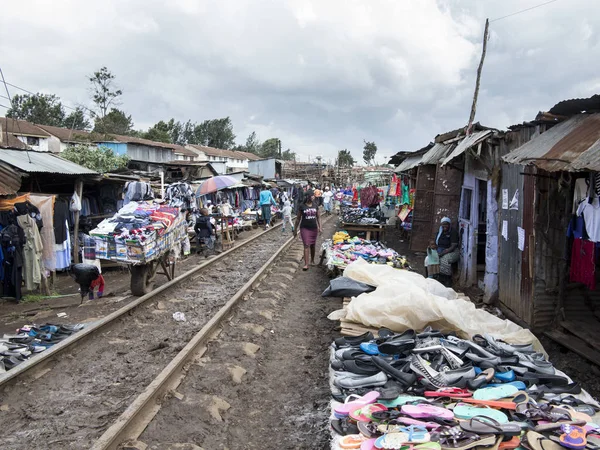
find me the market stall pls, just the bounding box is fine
[325,259,599,450]
[321,231,410,277]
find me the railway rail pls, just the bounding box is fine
[0,220,305,449]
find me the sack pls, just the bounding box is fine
[70,192,82,212]
[426,248,440,265]
[322,276,376,298]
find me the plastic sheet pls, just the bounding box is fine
[330,258,545,354]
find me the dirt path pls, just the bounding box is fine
[138,219,340,449]
[0,230,291,450]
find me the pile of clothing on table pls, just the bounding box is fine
[1,323,84,372]
[329,327,598,450]
[342,207,385,225]
[324,231,408,269]
[90,201,185,261]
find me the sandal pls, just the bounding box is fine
[331,418,360,436]
[560,424,587,449]
[434,426,496,450]
[459,416,521,436]
[339,434,366,449]
[523,430,563,450]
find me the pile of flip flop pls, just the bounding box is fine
[330,328,599,450]
[0,323,84,372]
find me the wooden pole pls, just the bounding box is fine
[73,178,84,264]
[467,19,489,134]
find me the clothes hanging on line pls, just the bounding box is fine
[577,197,600,243]
[570,238,595,290]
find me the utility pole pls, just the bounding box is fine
[467,18,489,135]
[278,139,281,158]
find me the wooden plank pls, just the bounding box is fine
[560,320,600,352]
[545,330,600,367]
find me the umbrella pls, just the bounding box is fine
[196,175,238,196]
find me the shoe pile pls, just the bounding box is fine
[341,207,384,225]
[330,328,599,450]
[0,323,84,372]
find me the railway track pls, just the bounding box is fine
[0,220,306,449]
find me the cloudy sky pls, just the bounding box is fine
[1,0,598,163]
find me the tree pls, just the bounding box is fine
[93,108,134,135]
[281,149,296,161]
[61,144,129,173]
[336,149,355,167]
[143,120,173,143]
[260,138,280,158]
[243,131,261,154]
[363,141,377,166]
[192,117,236,149]
[89,67,122,119]
[63,107,91,130]
[6,93,65,126]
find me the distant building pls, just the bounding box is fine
[0,117,51,152]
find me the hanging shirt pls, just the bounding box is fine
[299,204,318,229]
[577,198,600,242]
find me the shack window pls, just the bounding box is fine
[27,136,40,146]
[460,187,473,221]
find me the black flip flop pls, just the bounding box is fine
[331,418,359,436]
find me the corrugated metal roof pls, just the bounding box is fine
[394,153,422,172]
[0,161,22,195]
[442,130,493,166]
[0,117,50,137]
[419,143,453,165]
[0,148,98,175]
[502,114,600,172]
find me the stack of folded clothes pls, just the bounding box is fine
[0,323,84,372]
[324,233,408,270]
[330,328,599,450]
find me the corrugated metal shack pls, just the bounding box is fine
[499,96,600,340]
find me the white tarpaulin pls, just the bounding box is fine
[329,258,545,354]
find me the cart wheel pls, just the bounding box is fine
[131,264,155,296]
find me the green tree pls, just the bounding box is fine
[192,117,236,149]
[89,67,123,119]
[63,107,91,130]
[281,149,296,161]
[6,93,65,126]
[93,108,134,135]
[336,149,355,167]
[363,141,377,166]
[260,138,280,158]
[61,144,129,173]
[143,120,173,143]
[243,131,261,154]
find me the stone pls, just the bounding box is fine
[156,301,167,310]
[229,365,247,384]
[121,440,148,450]
[243,342,261,356]
[259,310,274,320]
[208,395,231,421]
[239,323,265,335]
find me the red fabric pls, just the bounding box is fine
[352,188,358,202]
[91,274,105,294]
[570,239,595,290]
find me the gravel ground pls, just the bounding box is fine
[0,229,291,450]
[0,225,269,336]
[138,217,339,449]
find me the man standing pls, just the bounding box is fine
[322,186,334,215]
[259,186,278,229]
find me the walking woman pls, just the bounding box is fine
[294,191,322,271]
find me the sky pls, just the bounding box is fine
[1,0,599,164]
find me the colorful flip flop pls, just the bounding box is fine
[472,385,519,401]
[560,424,587,449]
[402,404,454,420]
[424,387,472,398]
[340,434,366,449]
[350,403,388,422]
[334,391,381,417]
[453,404,509,423]
[381,395,427,408]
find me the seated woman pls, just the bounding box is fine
[432,217,459,286]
